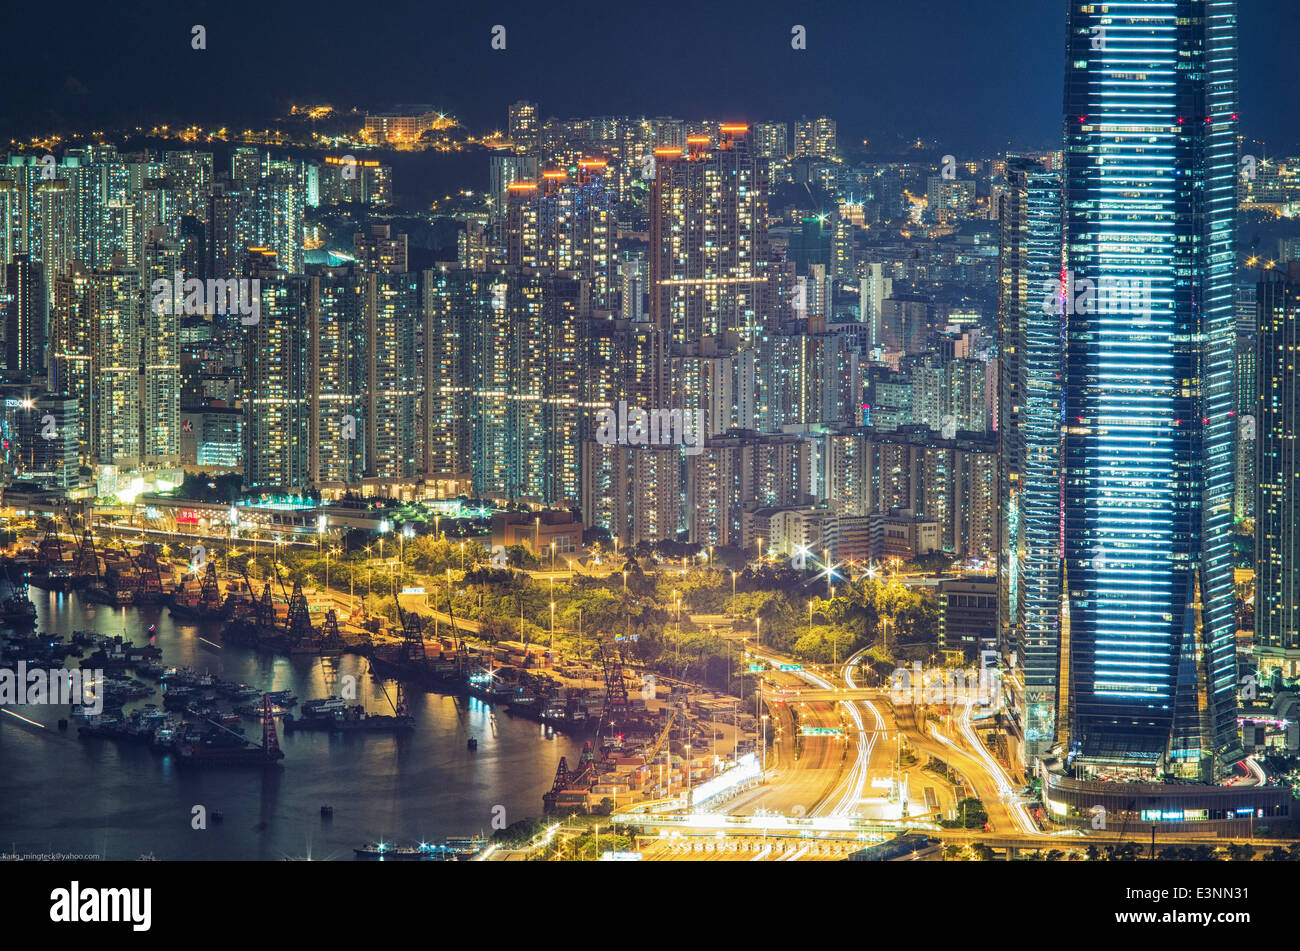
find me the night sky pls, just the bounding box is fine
[5,0,1297,153]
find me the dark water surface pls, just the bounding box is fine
[0,590,580,860]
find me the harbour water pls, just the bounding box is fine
[0,590,581,860]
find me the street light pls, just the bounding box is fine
[550,601,556,650]
[761,714,769,779]
[673,590,681,668]
[685,742,693,810]
[400,524,414,583]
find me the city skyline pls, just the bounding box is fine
[2,1,1298,153]
[2,0,1300,889]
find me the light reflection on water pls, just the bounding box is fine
[0,591,580,860]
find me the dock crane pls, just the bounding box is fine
[641,704,679,767]
[132,542,165,603]
[435,582,469,676]
[36,520,64,571]
[395,606,426,665]
[73,530,100,580]
[285,578,316,652]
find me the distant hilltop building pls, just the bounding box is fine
[362,108,457,146]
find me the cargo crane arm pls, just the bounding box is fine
[642,706,678,766]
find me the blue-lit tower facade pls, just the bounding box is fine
[999,156,1064,766]
[1061,0,1241,779]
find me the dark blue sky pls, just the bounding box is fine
[7,0,1297,153]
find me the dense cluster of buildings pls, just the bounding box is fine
[4,0,1300,827]
[0,95,1021,567]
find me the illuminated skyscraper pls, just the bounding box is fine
[88,261,142,465]
[648,126,768,349]
[368,269,421,479]
[997,155,1063,765]
[751,122,789,162]
[4,254,45,376]
[311,269,368,486]
[1061,1,1240,778]
[424,267,588,504]
[163,151,214,221]
[240,168,304,274]
[140,235,183,461]
[508,100,540,154]
[506,162,617,309]
[242,253,311,490]
[49,265,94,458]
[1255,263,1300,677]
[489,153,539,228]
[793,117,837,160]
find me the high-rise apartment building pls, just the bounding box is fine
[139,235,183,461]
[4,254,45,376]
[508,101,540,154]
[793,117,837,160]
[506,163,617,310]
[242,254,311,490]
[89,262,142,465]
[424,267,589,505]
[648,126,768,351]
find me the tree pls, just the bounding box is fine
[505,544,539,569]
[942,797,987,830]
[492,817,546,848]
